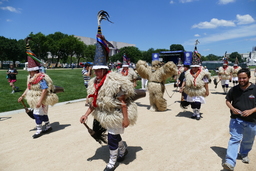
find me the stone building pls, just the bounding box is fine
[74,35,135,56]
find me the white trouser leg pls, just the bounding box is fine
[107,149,118,169]
[35,124,42,135]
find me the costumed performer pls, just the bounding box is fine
[118,56,138,87]
[178,64,190,109]
[136,59,177,111]
[79,10,137,171]
[18,37,58,138]
[174,58,184,87]
[218,52,233,94]
[180,42,210,120]
[231,57,241,86]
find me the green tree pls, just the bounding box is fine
[111,46,142,63]
[73,40,88,66]
[28,32,48,61]
[141,48,155,63]
[84,45,96,62]
[58,35,82,66]
[170,44,185,51]
[205,54,220,61]
[229,52,242,63]
[46,32,69,66]
[0,36,8,67]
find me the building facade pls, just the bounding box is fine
[74,35,135,56]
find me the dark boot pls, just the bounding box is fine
[117,141,128,162]
[32,124,43,139]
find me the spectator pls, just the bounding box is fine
[6,64,19,93]
[222,68,256,171]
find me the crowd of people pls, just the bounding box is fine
[9,10,255,171]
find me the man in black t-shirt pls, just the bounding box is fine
[223,68,256,171]
[6,64,19,93]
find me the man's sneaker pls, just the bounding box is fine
[196,115,201,120]
[117,149,128,162]
[242,156,250,163]
[222,162,234,171]
[11,90,15,94]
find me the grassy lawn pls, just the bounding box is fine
[0,68,176,113]
[0,68,88,113]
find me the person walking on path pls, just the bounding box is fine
[80,11,137,171]
[6,64,19,93]
[222,68,256,171]
[218,53,233,94]
[18,37,58,139]
[231,57,241,86]
[180,43,210,120]
[118,59,138,87]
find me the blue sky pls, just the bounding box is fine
[0,0,256,56]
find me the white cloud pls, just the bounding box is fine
[185,24,256,45]
[236,14,255,25]
[170,0,175,4]
[194,34,200,37]
[0,6,20,13]
[179,0,195,3]
[192,18,235,29]
[218,0,235,5]
[245,37,256,41]
[6,19,11,22]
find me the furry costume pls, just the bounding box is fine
[25,73,58,108]
[231,66,241,77]
[136,60,177,111]
[184,69,210,97]
[119,68,138,82]
[87,72,137,129]
[218,66,233,80]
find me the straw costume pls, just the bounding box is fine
[18,38,58,138]
[182,42,210,120]
[218,52,233,94]
[118,55,138,87]
[136,59,177,111]
[231,57,241,86]
[80,11,137,171]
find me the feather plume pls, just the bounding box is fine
[25,37,42,64]
[97,10,113,25]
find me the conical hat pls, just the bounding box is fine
[223,51,228,65]
[191,46,201,67]
[122,53,129,67]
[92,10,114,70]
[25,37,42,71]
